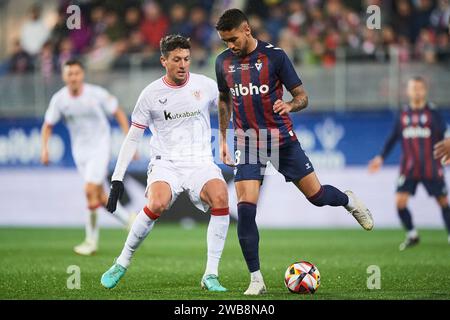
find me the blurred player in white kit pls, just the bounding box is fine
[101,35,230,292]
[40,59,135,256]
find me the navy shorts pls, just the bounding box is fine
[396,176,448,197]
[234,140,314,183]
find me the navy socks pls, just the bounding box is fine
[237,202,260,273]
[307,185,349,207]
[398,208,414,231]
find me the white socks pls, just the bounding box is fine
[115,209,229,274]
[85,210,99,244]
[345,194,355,211]
[408,229,418,239]
[112,201,130,226]
[204,214,230,277]
[116,209,157,268]
[251,270,264,282]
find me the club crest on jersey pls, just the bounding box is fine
[193,90,201,100]
[402,115,410,126]
[159,98,167,105]
[420,114,428,125]
[228,65,236,73]
[255,59,263,72]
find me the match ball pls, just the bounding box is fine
[284,261,320,294]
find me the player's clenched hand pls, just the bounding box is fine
[368,156,383,173]
[106,181,124,213]
[434,138,450,165]
[41,148,49,166]
[220,142,236,167]
[273,99,292,116]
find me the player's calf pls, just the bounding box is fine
[85,183,103,209]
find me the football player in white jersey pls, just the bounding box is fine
[41,59,135,256]
[101,35,230,292]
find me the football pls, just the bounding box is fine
[284,261,321,294]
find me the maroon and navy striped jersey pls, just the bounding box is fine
[380,103,447,180]
[215,40,303,148]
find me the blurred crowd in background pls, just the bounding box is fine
[3,0,450,76]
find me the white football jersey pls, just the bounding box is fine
[131,72,218,162]
[44,83,118,163]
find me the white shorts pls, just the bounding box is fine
[145,159,225,213]
[75,153,109,185]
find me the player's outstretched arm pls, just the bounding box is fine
[114,107,131,135]
[273,85,308,115]
[368,114,401,173]
[218,91,235,167]
[40,123,53,165]
[434,138,450,165]
[107,125,144,212]
[368,155,384,173]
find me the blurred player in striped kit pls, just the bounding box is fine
[369,76,450,250]
[41,60,135,256]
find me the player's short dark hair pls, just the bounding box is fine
[160,34,191,57]
[63,59,84,69]
[410,76,427,85]
[215,8,249,31]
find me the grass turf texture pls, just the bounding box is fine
[0,225,449,300]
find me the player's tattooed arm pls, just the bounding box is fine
[273,85,308,115]
[218,91,235,167]
[287,85,308,112]
[218,91,232,139]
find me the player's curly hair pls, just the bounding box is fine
[215,8,249,31]
[160,34,191,57]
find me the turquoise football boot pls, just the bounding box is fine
[201,274,227,292]
[101,262,127,289]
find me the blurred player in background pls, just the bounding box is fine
[41,59,134,256]
[101,35,230,292]
[369,77,450,250]
[215,9,373,295]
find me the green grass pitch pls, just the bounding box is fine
[0,224,449,300]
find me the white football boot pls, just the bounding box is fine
[73,240,97,256]
[344,190,374,231]
[244,280,267,295]
[244,273,267,295]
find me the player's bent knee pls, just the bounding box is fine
[147,199,168,214]
[85,188,97,202]
[211,191,229,209]
[396,202,407,210]
[396,199,408,210]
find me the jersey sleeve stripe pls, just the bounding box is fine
[131,121,147,129]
